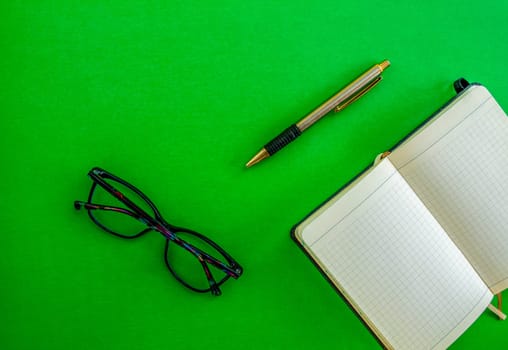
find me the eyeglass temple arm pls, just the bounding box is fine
[158,222,243,278]
[75,202,239,277]
[202,253,242,278]
[77,201,242,278]
[74,201,145,222]
[164,231,242,279]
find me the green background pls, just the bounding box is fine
[1,1,507,349]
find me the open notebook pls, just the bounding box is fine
[292,83,508,349]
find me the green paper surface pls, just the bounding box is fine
[1,1,507,349]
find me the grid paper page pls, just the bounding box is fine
[390,86,508,293]
[307,160,491,350]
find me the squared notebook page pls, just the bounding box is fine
[389,85,508,293]
[297,159,492,350]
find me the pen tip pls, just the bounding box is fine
[246,148,269,168]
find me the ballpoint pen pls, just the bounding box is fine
[246,60,390,167]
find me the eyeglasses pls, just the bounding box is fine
[74,167,243,296]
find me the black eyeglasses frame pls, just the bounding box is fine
[74,167,243,296]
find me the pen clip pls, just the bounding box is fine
[334,76,382,113]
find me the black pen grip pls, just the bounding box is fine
[264,124,302,155]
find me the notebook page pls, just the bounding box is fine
[297,159,491,350]
[389,85,508,293]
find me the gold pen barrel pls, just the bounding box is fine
[245,60,390,167]
[296,60,390,131]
